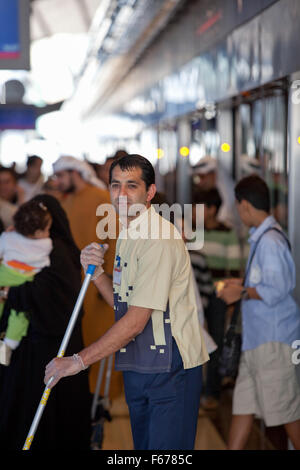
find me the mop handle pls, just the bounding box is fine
[23,245,104,450]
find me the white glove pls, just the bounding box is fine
[44,354,86,388]
[80,243,108,281]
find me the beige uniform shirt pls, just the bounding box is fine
[113,206,209,372]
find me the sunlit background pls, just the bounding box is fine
[0,0,287,185]
[0,0,217,177]
[0,0,149,175]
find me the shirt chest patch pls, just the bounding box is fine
[249,265,261,284]
[113,254,122,286]
[113,267,122,285]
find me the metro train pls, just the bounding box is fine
[79,0,300,302]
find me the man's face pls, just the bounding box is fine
[0,171,17,201]
[28,159,42,179]
[236,200,252,227]
[203,204,217,224]
[54,170,75,193]
[109,165,155,220]
[196,171,216,191]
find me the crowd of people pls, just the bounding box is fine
[0,150,124,450]
[0,149,299,451]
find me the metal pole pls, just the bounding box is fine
[91,359,106,420]
[23,264,96,450]
[103,354,113,408]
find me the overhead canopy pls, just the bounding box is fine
[28,0,186,115]
[30,0,100,40]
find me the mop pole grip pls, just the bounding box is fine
[86,243,105,275]
[86,264,96,275]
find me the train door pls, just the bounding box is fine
[189,110,220,199]
[234,81,288,231]
[157,122,178,204]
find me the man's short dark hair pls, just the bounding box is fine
[109,154,155,190]
[113,149,128,159]
[27,155,42,167]
[194,189,222,214]
[0,166,17,181]
[235,175,270,212]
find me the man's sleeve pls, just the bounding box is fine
[254,237,295,307]
[128,240,174,311]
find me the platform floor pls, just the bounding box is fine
[101,387,288,450]
[102,396,226,450]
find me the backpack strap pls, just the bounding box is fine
[231,226,290,326]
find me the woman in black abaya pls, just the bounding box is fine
[0,194,92,450]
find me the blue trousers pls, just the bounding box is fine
[123,339,202,450]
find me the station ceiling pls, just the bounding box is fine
[30,0,100,40]
[28,0,186,117]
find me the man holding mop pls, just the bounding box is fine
[45,154,208,450]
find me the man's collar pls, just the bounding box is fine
[128,205,152,231]
[248,215,278,242]
[119,205,154,235]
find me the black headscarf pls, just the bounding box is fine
[0,199,91,451]
[3,194,83,337]
[32,194,81,269]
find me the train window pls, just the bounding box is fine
[155,126,178,204]
[189,117,219,166]
[236,89,288,232]
[139,128,159,166]
[240,104,255,157]
[261,94,288,232]
[252,99,264,157]
[158,128,178,175]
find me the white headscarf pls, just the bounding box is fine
[192,156,245,237]
[53,156,107,190]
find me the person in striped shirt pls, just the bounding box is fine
[193,189,246,409]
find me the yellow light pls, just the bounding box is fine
[297,137,300,145]
[157,148,164,159]
[180,146,189,157]
[221,142,231,152]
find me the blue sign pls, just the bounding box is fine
[0,108,36,130]
[0,0,20,59]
